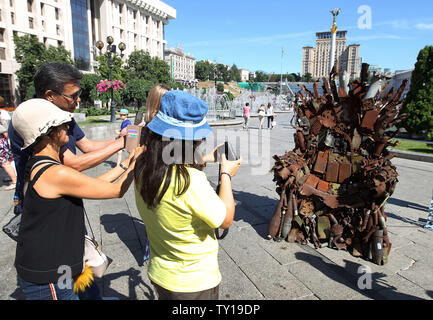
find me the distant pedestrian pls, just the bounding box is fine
[425,189,433,230]
[115,109,132,166]
[0,105,16,191]
[243,102,250,130]
[258,104,265,130]
[266,103,275,129]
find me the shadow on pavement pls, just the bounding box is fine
[100,213,148,267]
[295,251,425,300]
[232,190,276,238]
[388,197,428,212]
[102,267,155,300]
[385,210,426,228]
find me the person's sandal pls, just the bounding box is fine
[3,183,16,191]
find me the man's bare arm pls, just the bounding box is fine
[75,136,119,154]
[60,137,125,172]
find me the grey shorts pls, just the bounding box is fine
[151,280,220,300]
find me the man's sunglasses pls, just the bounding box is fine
[56,89,82,101]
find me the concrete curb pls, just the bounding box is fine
[389,148,433,163]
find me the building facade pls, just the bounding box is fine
[302,30,360,80]
[0,0,176,107]
[164,45,195,82]
[239,69,249,82]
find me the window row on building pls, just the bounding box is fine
[0,0,176,107]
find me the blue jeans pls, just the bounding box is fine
[78,281,102,300]
[18,277,79,300]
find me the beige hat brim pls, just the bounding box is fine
[12,98,73,149]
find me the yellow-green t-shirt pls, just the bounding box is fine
[134,166,226,292]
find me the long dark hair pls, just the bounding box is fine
[134,127,204,208]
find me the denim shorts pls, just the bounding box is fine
[18,277,79,300]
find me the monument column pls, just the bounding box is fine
[329,8,340,74]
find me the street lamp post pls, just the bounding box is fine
[95,36,126,123]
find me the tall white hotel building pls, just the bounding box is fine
[0,0,176,106]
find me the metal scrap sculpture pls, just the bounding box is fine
[267,63,408,265]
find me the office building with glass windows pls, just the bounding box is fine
[0,0,176,107]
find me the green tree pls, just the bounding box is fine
[254,71,268,82]
[214,63,229,82]
[301,73,313,82]
[43,45,74,65]
[195,60,213,81]
[14,34,75,100]
[230,64,241,82]
[124,50,170,83]
[95,52,125,82]
[399,45,433,139]
[151,56,171,84]
[216,83,225,92]
[80,73,103,105]
[122,78,154,108]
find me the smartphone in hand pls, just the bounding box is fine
[215,141,238,162]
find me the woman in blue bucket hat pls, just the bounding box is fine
[134,90,242,300]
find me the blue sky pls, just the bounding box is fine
[162,0,433,74]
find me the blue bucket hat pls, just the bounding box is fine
[147,90,212,140]
[119,108,129,115]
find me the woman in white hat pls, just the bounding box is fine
[12,98,143,300]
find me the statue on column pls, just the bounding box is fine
[330,8,341,31]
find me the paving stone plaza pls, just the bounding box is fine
[1,112,433,300]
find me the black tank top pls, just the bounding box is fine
[15,156,85,284]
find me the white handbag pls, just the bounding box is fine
[83,209,111,278]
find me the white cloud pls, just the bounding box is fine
[415,23,433,30]
[348,34,411,41]
[184,31,316,47]
[375,19,411,29]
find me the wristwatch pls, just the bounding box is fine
[119,163,128,171]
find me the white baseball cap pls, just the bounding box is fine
[12,98,73,149]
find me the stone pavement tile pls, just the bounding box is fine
[101,240,153,300]
[99,198,130,216]
[315,242,416,276]
[0,199,13,221]
[250,224,312,266]
[232,205,268,228]
[239,258,313,300]
[123,189,142,220]
[397,243,433,264]
[375,271,432,300]
[403,228,433,248]
[386,224,420,238]
[218,225,272,268]
[218,248,263,300]
[100,216,141,246]
[0,226,17,258]
[397,261,433,293]
[0,258,20,300]
[384,250,416,274]
[286,253,372,300]
[386,233,415,251]
[313,245,430,299]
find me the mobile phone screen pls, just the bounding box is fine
[215,141,238,162]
